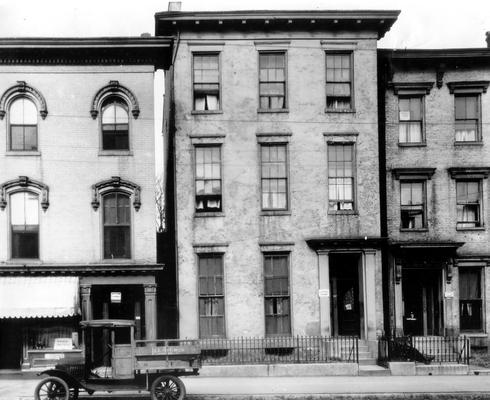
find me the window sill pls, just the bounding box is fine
[454,141,484,146]
[261,210,291,216]
[456,226,485,231]
[257,108,289,114]
[100,258,133,263]
[328,210,358,215]
[398,142,427,148]
[6,259,42,264]
[325,108,356,114]
[191,110,223,115]
[194,211,225,218]
[98,150,133,156]
[5,151,41,157]
[400,228,429,232]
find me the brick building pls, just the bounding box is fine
[0,38,170,369]
[158,8,399,356]
[379,48,490,345]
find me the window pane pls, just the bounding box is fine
[104,226,130,258]
[10,98,37,124]
[328,144,354,210]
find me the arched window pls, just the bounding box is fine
[101,97,129,151]
[103,192,131,259]
[9,97,38,151]
[11,191,39,259]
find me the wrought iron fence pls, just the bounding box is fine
[378,335,470,365]
[199,335,358,365]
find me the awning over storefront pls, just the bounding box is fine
[0,277,80,318]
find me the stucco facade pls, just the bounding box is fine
[159,10,398,346]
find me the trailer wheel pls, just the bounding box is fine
[150,375,186,400]
[34,376,69,400]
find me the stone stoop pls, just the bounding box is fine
[357,340,377,366]
[358,364,391,376]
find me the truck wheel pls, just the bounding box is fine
[34,376,69,400]
[151,375,186,400]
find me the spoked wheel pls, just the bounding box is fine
[151,375,186,400]
[34,377,69,400]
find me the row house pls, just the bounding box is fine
[379,48,490,346]
[158,7,399,355]
[0,38,171,369]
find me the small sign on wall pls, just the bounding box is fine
[318,289,329,297]
[111,292,122,303]
[444,291,454,298]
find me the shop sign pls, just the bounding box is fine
[53,338,73,350]
[111,292,122,303]
[45,353,64,360]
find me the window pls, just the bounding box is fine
[264,254,291,335]
[456,180,481,228]
[193,54,220,111]
[459,268,483,331]
[259,52,286,110]
[455,95,479,142]
[399,97,423,143]
[261,144,288,210]
[101,97,129,150]
[103,192,131,259]
[11,191,39,259]
[400,181,425,229]
[326,53,353,111]
[9,97,38,151]
[328,143,354,211]
[198,254,225,338]
[195,146,222,212]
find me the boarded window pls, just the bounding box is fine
[326,53,353,110]
[399,97,423,143]
[259,52,286,109]
[400,181,425,229]
[264,254,291,336]
[199,254,225,338]
[193,54,220,111]
[261,144,288,210]
[195,146,222,212]
[328,144,354,211]
[103,193,131,259]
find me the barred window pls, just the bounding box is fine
[328,144,354,211]
[326,53,353,111]
[195,146,222,212]
[261,144,288,210]
[199,254,225,338]
[193,54,220,111]
[259,52,286,110]
[264,254,291,336]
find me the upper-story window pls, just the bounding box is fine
[195,146,222,212]
[9,97,38,151]
[326,52,353,111]
[328,143,355,211]
[103,192,131,259]
[456,180,482,229]
[455,95,479,142]
[193,54,220,111]
[400,181,426,229]
[11,191,39,259]
[259,52,286,110]
[261,144,288,210]
[101,97,129,150]
[399,97,423,144]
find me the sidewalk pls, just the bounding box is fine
[2,373,490,400]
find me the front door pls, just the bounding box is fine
[0,320,23,369]
[330,254,361,337]
[403,268,443,336]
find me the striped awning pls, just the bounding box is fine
[0,277,80,318]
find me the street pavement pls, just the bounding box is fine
[2,373,490,400]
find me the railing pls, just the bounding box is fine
[378,336,470,365]
[199,336,358,365]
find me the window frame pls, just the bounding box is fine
[102,191,132,260]
[455,179,483,229]
[8,96,38,152]
[192,52,222,113]
[260,143,289,211]
[197,253,226,338]
[194,145,223,214]
[398,96,425,145]
[400,180,427,231]
[454,94,481,143]
[100,96,130,152]
[459,267,484,333]
[325,51,354,112]
[258,51,288,112]
[327,142,356,213]
[9,190,40,260]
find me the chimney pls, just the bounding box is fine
[486,32,490,48]
[168,2,182,12]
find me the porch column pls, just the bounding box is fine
[444,260,456,336]
[317,250,331,336]
[144,283,157,340]
[394,260,404,336]
[80,284,92,321]
[363,250,378,341]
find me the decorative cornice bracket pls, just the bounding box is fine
[90,80,140,120]
[448,167,490,179]
[447,81,489,94]
[0,81,48,120]
[92,176,141,211]
[0,176,50,211]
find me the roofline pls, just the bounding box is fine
[379,47,490,59]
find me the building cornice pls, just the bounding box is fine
[306,237,387,251]
[0,263,164,276]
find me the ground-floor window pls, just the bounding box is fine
[459,268,483,332]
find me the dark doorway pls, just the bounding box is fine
[403,268,443,336]
[0,320,23,369]
[330,253,361,337]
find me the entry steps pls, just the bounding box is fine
[339,339,378,365]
